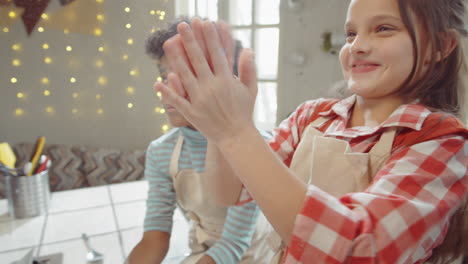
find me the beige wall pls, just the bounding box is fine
[277,0,350,121]
[277,0,468,123]
[0,0,174,151]
[2,0,467,151]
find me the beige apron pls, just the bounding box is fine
[265,116,397,263]
[170,134,273,264]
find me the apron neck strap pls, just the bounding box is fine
[309,116,330,128]
[369,128,397,157]
[169,133,184,178]
[310,115,397,156]
[367,127,398,180]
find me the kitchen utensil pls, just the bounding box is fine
[6,170,50,218]
[27,136,46,176]
[0,163,22,177]
[81,233,104,263]
[0,142,16,169]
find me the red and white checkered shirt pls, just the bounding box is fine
[240,96,468,263]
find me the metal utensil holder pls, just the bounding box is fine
[5,170,50,219]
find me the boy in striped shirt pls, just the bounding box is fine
[127,17,271,264]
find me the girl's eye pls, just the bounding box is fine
[377,25,393,32]
[345,31,356,42]
[346,31,356,37]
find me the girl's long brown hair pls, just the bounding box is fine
[397,0,467,118]
[396,0,468,263]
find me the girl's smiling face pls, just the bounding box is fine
[339,0,416,101]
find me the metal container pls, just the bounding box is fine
[5,170,50,219]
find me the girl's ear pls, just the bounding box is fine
[437,29,458,62]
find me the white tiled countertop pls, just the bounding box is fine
[0,180,190,264]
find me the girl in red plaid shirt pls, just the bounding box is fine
[156,0,468,263]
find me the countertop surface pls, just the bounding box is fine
[0,180,190,264]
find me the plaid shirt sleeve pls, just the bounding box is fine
[285,135,468,263]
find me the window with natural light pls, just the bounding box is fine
[175,0,280,131]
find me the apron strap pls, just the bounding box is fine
[311,115,397,160]
[169,133,184,179]
[367,128,397,178]
[309,115,398,180]
[368,128,397,157]
[309,116,330,128]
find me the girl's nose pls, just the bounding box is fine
[349,35,371,55]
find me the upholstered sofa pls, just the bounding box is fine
[0,143,146,198]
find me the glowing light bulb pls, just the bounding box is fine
[41,13,49,20]
[156,10,161,15]
[162,124,170,132]
[126,86,135,94]
[96,0,103,3]
[8,11,16,18]
[161,11,166,16]
[96,94,102,100]
[12,59,21,67]
[154,107,161,113]
[127,103,134,109]
[3,27,9,33]
[97,108,104,115]
[94,28,102,36]
[41,77,49,85]
[98,46,104,52]
[125,23,132,29]
[160,108,166,114]
[15,108,24,116]
[44,57,52,64]
[127,38,134,45]
[72,108,78,114]
[156,92,162,98]
[122,54,128,60]
[124,7,130,12]
[10,77,17,84]
[129,69,138,76]
[43,90,51,96]
[98,76,107,86]
[66,46,72,52]
[12,44,21,51]
[95,60,104,68]
[64,29,70,34]
[70,77,76,83]
[38,27,44,32]
[16,92,24,98]
[42,43,49,50]
[97,14,104,21]
[159,16,164,21]
[45,106,55,114]
[72,92,79,98]
[156,76,162,82]
[150,10,156,15]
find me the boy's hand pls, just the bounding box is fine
[195,255,217,264]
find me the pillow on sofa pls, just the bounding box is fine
[0,143,145,198]
[81,148,145,186]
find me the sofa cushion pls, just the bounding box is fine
[82,148,145,186]
[0,143,145,198]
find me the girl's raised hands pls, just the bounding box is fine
[156,19,258,145]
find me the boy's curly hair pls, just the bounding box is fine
[145,16,192,60]
[145,16,242,76]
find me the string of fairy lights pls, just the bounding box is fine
[4,0,172,133]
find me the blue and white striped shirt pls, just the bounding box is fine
[144,127,263,263]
